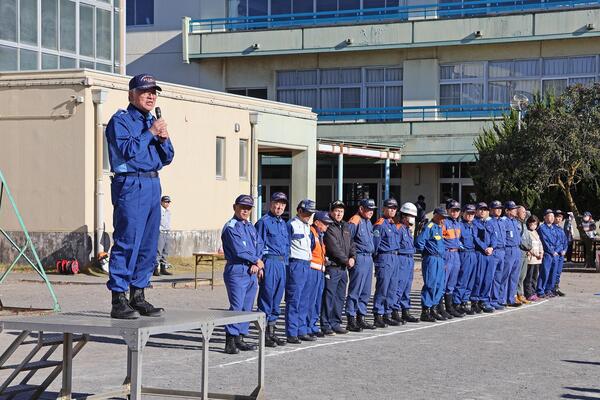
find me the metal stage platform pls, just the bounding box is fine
[0,310,265,400]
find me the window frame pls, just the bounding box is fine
[239,139,249,180]
[216,136,226,180]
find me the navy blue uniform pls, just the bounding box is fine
[550,223,568,291]
[255,212,290,327]
[504,216,523,304]
[221,216,264,336]
[346,214,375,317]
[471,217,497,306]
[453,219,478,304]
[537,223,560,296]
[372,218,401,315]
[106,104,174,292]
[489,216,508,308]
[392,223,416,311]
[415,221,446,308]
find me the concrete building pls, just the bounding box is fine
[0,69,316,265]
[127,0,600,211]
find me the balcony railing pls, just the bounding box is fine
[189,0,599,33]
[315,103,511,123]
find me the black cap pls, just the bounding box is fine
[330,200,345,210]
[489,200,503,209]
[271,192,288,203]
[543,209,555,216]
[555,209,564,216]
[583,211,592,217]
[463,204,476,213]
[383,198,399,208]
[314,211,333,224]
[447,200,461,210]
[434,207,448,217]
[359,198,377,210]
[504,200,518,210]
[476,202,489,210]
[129,73,162,91]
[161,195,171,202]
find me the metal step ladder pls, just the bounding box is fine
[0,331,88,399]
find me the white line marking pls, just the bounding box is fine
[212,300,549,369]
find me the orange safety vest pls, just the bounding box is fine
[310,225,327,271]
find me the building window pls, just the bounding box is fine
[127,0,154,26]
[439,162,475,205]
[227,88,268,100]
[239,139,249,179]
[440,62,484,105]
[216,137,226,179]
[276,66,403,112]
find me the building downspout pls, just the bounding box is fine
[249,112,260,223]
[92,89,108,261]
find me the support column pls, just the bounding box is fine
[384,157,390,201]
[337,151,344,202]
[257,153,263,220]
[291,146,316,209]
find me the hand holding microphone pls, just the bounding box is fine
[149,107,169,142]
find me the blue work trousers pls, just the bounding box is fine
[321,266,348,330]
[285,259,310,337]
[392,255,414,311]
[550,256,565,290]
[373,254,400,315]
[107,175,161,292]
[453,251,477,304]
[224,263,258,336]
[505,246,522,304]
[306,268,325,334]
[346,254,374,317]
[444,251,461,294]
[537,254,557,296]
[257,257,286,326]
[421,255,445,308]
[490,249,509,306]
[473,253,495,305]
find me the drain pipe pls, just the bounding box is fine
[249,112,260,224]
[92,89,108,260]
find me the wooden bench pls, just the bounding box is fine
[192,252,224,290]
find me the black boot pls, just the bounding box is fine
[111,291,140,319]
[402,308,419,323]
[437,301,452,319]
[445,294,464,318]
[346,316,363,332]
[160,265,173,276]
[430,306,446,321]
[235,335,257,351]
[270,326,287,346]
[420,307,436,322]
[391,309,404,324]
[129,287,164,317]
[462,302,475,315]
[374,314,388,328]
[265,326,277,348]
[383,314,401,326]
[555,286,565,297]
[224,333,239,354]
[153,267,160,276]
[357,314,376,330]
[474,301,483,314]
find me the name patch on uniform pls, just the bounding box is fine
[427,222,434,228]
[227,219,237,228]
[373,230,381,237]
[434,235,442,240]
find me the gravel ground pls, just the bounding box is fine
[0,268,598,399]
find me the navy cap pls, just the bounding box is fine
[476,202,489,210]
[383,198,399,208]
[434,207,448,217]
[554,209,564,216]
[330,200,345,210]
[129,73,162,91]
[314,211,333,224]
[504,200,518,210]
[161,195,171,202]
[447,200,461,210]
[298,199,316,213]
[543,209,554,216]
[463,204,476,213]
[359,198,377,210]
[583,211,592,217]
[235,194,254,207]
[271,192,288,203]
[490,200,503,209]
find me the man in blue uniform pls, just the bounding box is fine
[489,200,508,310]
[441,200,464,319]
[551,210,568,296]
[453,204,477,315]
[391,202,420,324]
[221,195,264,354]
[255,192,290,347]
[471,202,496,314]
[416,207,447,322]
[346,199,377,331]
[504,201,523,307]
[286,199,316,344]
[537,209,560,298]
[372,198,402,328]
[105,73,174,319]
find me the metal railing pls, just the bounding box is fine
[314,103,511,122]
[189,0,599,33]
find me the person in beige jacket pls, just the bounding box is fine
[524,215,544,301]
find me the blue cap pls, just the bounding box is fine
[314,211,333,224]
[490,200,503,209]
[383,198,399,208]
[129,73,162,91]
[271,192,288,203]
[463,204,476,213]
[297,199,316,213]
[447,200,461,210]
[434,207,448,217]
[543,209,554,216]
[476,202,489,210]
[504,200,518,210]
[583,211,592,217]
[234,194,254,207]
[161,195,171,202]
[359,198,377,210]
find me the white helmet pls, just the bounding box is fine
[400,202,418,217]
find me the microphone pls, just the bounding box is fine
[155,107,162,119]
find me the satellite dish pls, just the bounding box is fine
[510,93,530,110]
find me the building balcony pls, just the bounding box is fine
[183,0,600,59]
